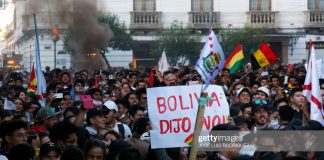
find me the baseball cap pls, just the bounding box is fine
[257,86,270,97]
[103,101,118,112]
[288,87,302,96]
[260,71,269,76]
[39,142,61,158]
[36,106,60,122]
[236,87,251,97]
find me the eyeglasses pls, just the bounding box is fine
[255,99,267,105]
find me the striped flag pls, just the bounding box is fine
[251,42,278,70]
[27,63,37,96]
[34,14,47,106]
[195,30,225,91]
[224,44,245,74]
[303,42,324,125]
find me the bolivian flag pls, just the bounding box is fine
[224,44,245,74]
[184,133,193,146]
[27,64,37,96]
[251,42,278,70]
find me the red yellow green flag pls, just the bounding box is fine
[184,133,193,146]
[27,64,37,96]
[251,42,278,70]
[224,44,245,74]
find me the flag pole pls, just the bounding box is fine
[188,90,207,160]
[189,12,213,160]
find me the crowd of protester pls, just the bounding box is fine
[0,62,322,160]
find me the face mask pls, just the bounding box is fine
[140,131,151,141]
[22,84,28,89]
[305,139,314,149]
[270,119,279,128]
[239,144,257,156]
[84,86,89,91]
[93,100,102,106]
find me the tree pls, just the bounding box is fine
[151,23,200,66]
[219,28,265,58]
[98,14,134,50]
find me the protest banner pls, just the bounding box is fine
[147,85,229,149]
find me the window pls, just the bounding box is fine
[192,0,213,12]
[308,0,324,11]
[134,0,155,11]
[249,0,271,11]
[0,0,4,9]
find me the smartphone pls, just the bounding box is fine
[54,93,63,99]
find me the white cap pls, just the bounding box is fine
[257,86,270,97]
[103,101,118,112]
[260,71,269,76]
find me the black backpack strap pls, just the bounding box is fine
[117,123,125,139]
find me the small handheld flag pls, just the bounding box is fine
[224,44,245,74]
[251,42,278,70]
[194,30,225,91]
[27,64,37,96]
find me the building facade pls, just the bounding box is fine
[1,0,324,71]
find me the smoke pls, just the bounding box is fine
[27,0,113,71]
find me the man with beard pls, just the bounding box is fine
[252,100,271,130]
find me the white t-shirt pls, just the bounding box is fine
[0,155,8,160]
[113,122,132,139]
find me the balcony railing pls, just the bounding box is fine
[305,11,324,27]
[246,11,277,28]
[22,12,72,32]
[130,11,162,29]
[188,12,220,28]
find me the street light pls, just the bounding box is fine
[52,24,60,69]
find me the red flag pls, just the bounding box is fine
[148,69,154,87]
[288,64,294,73]
[94,77,99,88]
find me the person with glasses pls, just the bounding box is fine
[49,121,78,152]
[252,100,271,130]
[136,88,147,109]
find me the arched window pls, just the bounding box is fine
[191,0,213,12]
[308,0,324,11]
[249,0,271,11]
